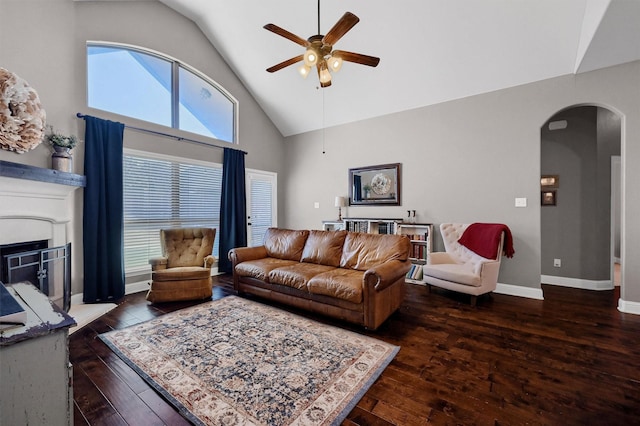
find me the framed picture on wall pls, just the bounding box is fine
[541,175,559,189]
[349,163,401,206]
[541,190,557,206]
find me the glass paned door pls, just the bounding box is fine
[247,171,277,247]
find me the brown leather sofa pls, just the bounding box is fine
[228,228,411,330]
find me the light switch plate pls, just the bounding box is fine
[515,197,527,207]
[314,202,320,209]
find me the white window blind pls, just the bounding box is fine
[123,153,222,273]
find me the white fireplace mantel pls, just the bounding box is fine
[0,161,85,247]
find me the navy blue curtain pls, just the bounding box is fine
[82,116,125,303]
[218,148,247,273]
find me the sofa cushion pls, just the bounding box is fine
[422,263,482,287]
[263,228,309,261]
[340,232,410,271]
[307,269,364,304]
[234,258,298,282]
[300,230,347,267]
[269,263,336,290]
[152,266,210,282]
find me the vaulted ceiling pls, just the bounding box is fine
[158,0,640,137]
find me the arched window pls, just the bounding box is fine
[87,42,237,143]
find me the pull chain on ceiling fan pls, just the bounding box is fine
[264,0,380,88]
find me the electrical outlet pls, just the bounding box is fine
[314,202,320,209]
[553,258,561,267]
[515,197,527,207]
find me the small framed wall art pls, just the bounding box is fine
[540,175,559,189]
[541,190,557,206]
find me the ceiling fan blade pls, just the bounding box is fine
[264,24,309,48]
[266,55,304,73]
[323,12,359,46]
[332,50,380,67]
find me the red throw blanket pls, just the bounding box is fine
[457,223,515,259]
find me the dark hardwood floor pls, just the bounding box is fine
[70,277,640,425]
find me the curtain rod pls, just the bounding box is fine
[76,113,246,154]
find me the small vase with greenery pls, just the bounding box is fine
[363,184,372,198]
[45,125,79,153]
[45,125,78,172]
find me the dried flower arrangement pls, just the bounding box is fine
[0,68,46,153]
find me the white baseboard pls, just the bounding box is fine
[126,280,150,295]
[495,283,544,300]
[541,275,613,291]
[70,281,149,305]
[70,293,84,306]
[618,299,640,315]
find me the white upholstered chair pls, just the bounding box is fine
[422,223,504,306]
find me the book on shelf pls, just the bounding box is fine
[406,264,424,280]
[378,222,391,234]
[411,244,427,260]
[406,264,416,279]
[1,282,27,330]
[412,265,423,280]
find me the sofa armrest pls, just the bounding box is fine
[204,255,216,268]
[477,259,501,284]
[149,256,168,271]
[429,252,455,264]
[364,260,412,291]
[228,246,268,266]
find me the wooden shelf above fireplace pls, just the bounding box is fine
[0,160,86,187]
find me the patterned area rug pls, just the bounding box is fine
[100,296,399,425]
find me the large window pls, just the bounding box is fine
[87,42,237,143]
[123,150,222,273]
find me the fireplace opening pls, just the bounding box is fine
[0,241,71,312]
[0,240,48,282]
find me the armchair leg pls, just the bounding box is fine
[470,295,477,307]
[427,284,432,293]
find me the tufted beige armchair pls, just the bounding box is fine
[146,227,216,303]
[422,223,503,306]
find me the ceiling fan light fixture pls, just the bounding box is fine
[318,61,332,86]
[304,48,319,67]
[264,8,379,88]
[327,55,343,72]
[298,64,311,78]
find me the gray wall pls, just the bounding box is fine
[598,109,622,260]
[541,107,620,280]
[283,61,640,304]
[3,0,640,306]
[0,0,286,296]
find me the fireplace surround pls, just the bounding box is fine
[0,160,85,309]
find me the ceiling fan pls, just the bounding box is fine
[264,1,380,88]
